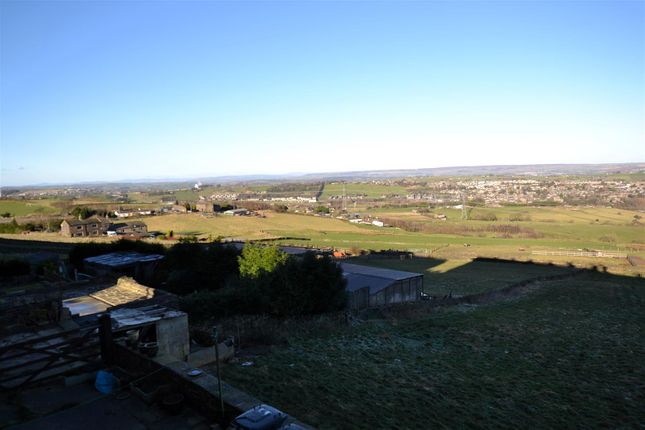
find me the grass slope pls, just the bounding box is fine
[0,200,59,217]
[222,272,645,429]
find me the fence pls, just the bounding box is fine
[532,250,626,258]
[0,324,101,390]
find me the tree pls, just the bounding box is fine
[260,253,347,316]
[71,207,96,219]
[238,244,288,279]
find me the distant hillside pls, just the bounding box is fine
[295,163,645,181]
[3,163,643,190]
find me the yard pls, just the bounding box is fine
[222,271,645,429]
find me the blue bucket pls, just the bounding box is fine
[95,370,117,394]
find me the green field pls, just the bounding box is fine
[1,202,643,276]
[127,209,645,275]
[222,271,645,429]
[0,200,59,217]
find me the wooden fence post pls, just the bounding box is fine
[98,314,114,366]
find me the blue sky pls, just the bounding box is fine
[1,0,643,186]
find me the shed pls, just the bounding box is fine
[83,251,164,282]
[341,263,423,310]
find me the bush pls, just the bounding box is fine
[261,253,348,316]
[238,244,287,279]
[164,243,240,294]
[598,235,616,243]
[70,207,97,219]
[0,219,24,234]
[181,252,348,319]
[508,214,532,222]
[0,259,30,279]
[180,282,267,321]
[470,212,498,221]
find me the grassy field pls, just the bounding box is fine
[222,271,645,429]
[368,206,643,244]
[1,203,642,275]
[348,257,575,296]
[138,212,366,240]
[0,200,59,217]
[131,210,644,275]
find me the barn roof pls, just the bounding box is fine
[84,251,164,268]
[63,216,107,226]
[340,263,422,281]
[343,273,394,294]
[341,263,423,295]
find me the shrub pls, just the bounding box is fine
[0,259,30,279]
[598,235,616,243]
[164,243,240,294]
[238,244,288,279]
[181,253,348,319]
[0,219,23,234]
[70,207,97,219]
[508,214,532,222]
[470,212,498,221]
[258,253,348,316]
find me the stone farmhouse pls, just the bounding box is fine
[60,217,148,238]
[60,216,110,237]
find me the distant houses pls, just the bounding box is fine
[108,221,148,236]
[114,209,154,218]
[60,217,148,238]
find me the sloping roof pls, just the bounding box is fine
[109,221,147,230]
[63,216,107,226]
[109,305,185,329]
[90,277,155,306]
[341,263,423,295]
[340,263,423,281]
[344,273,394,294]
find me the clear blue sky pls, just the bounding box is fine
[1,0,643,186]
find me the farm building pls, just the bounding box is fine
[60,216,110,237]
[107,221,148,236]
[196,201,217,213]
[84,251,164,282]
[341,263,423,310]
[223,208,250,216]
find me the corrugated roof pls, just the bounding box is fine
[109,305,185,329]
[344,273,394,294]
[340,263,423,281]
[84,251,164,268]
